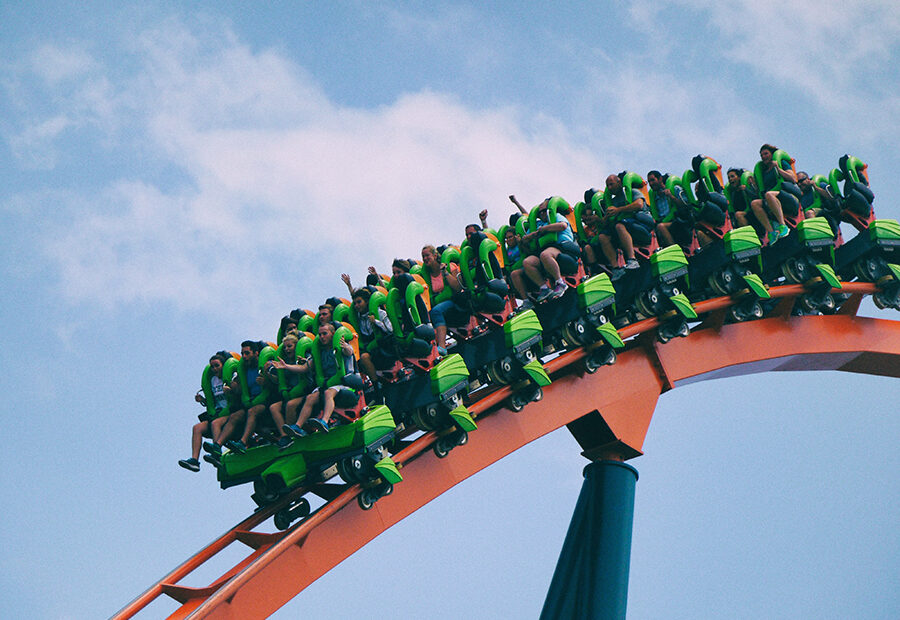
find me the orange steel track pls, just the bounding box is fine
[114,284,900,620]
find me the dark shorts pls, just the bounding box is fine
[775,190,800,218]
[620,218,652,245]
[545,239,582,259]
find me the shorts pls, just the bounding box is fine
[620,217,652,245]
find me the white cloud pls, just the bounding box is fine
[630,0,900,145]
[6,19,604,329]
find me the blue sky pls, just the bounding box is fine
[1,2,898,618]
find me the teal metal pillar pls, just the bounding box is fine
[540,460,639,620]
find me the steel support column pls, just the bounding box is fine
[540,460,639,620]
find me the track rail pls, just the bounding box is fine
[113,283,899,619]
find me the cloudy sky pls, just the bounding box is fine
[1,2,898,618]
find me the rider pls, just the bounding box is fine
[750,143,799,244]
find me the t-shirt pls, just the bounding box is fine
[537,213,575,244]
[210,375,228,411]
[245,367,262,399]
[761,160,791,192]
[653,186,687,221]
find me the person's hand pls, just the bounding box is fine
[271,359,286,369]
[367,265,377,275]
[194,393,204,403]
[341,273,351,285]
[479,209,488,222]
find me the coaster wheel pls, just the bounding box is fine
[855,256,883,281]
[358,489,378,511]
[415,404,442,431]
[508,393,528,412]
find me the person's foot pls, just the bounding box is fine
[549,280,568,299]
[202,441,221,455]
[517,299,534,312]
[178,457,200,472]
[535,284,553,302]
[436,345,448,356]
[202,454,221,468]
[283,424,307,439]
[625,258,640,270]
[777,223,790,239]
[767,229,780,245]
[610,268,626,281]
[226,439,247,454]
[308,417,330,433]
[277,435,293,451]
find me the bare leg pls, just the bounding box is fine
[750,199,773,233]
[190,420,210,460]
[358,352,377,383]
[522,255,546,288]
[239,404,267,445]
[597,234,618,267]
[434,324,447,348]
[539,247,562,281]
[215,409,246,444]
[320,388,338,424]
[269,401,288,438]
[510,268,530,300]
[764,191,785,226]
[284,396,305,426]
[657,222,674,247]
[296,391,321,429]
[614,223,635,260]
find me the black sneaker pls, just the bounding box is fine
[178,458,200,472]
[277,436,293,450]
[309,417,330,433]
[202,441,221,455]
[226,439,247,454]
[202,454,221,468]
[283,423,307,439]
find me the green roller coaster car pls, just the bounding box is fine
[637,246,697,343]
[709,226,770,322]
[559,274,625,371]
[855,219,900,309]
[719,226,768,296]
[217,405,400,501]
[780,216,842,314]
[503,309,551,387]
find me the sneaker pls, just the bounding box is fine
[610,268,626,281]
[436,345,448,356]
[767,230,780,245]
[178,457,200,472]
[535,285,553,302]
[549,281,568,299]
[277,435,293,451]
[202,454,221,467]
[309,417,330,433]
[283,424,307,439]
[226,439,247,454]
[777,224,790,239]
[517,299,534,312]
[202,441,221,455]
[625,258,640,270]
